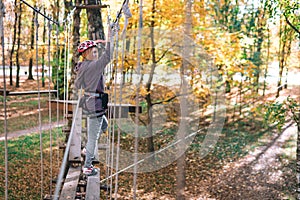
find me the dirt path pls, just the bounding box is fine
[204,122,297,199]
[0,120,65,141]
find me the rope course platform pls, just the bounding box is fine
[49,99,142,118]
[47,100,141,200]
[2,0,141,199]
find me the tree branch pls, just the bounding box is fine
[152,92,192,106]
[284,14,300,35]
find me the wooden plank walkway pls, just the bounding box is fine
[51,99,142,199]
[59,166,81,200]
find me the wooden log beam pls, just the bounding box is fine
[75,4,109,9]
[0,90,57,96]
[0,89,9,96]
[86,174,100,200]
[49,100,142,118]
[68,107,82,163]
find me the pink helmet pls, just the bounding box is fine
[77,40,97,54]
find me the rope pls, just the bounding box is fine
[47,21,53,197]
[0,2,8,199]
[103,13,112,198]
[65,15,73,116]
[11,2,63,198]
[114,1,132,198]
[113,24,123,200]
[113,25,121,200]
[100,1,132,197]
[34,11,44,199]
[133,0,143,198]
[104,15,118,198]
[113,0,129,24]
[100,128,204,183]
[109,19,121,200]
[55,24,60,170]
[62,17,73,125]
[61,8,76,130]
[97,1,132,198]
[63,22,67,124]
[107,21,119,200]
[121,0,132,38]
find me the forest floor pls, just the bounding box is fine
[0,76,300,199]
[194,122,297,200]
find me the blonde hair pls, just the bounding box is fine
[81,48,93,60]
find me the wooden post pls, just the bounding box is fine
[86,174,100,200]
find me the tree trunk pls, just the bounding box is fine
[86,0,105,40]
[297,108,300,200]
[9,0,18,86]
[276,16,289,98]
[276,39,285,98]
[263,25,270,96]
[146,92,155,153]
[283,35,292,89]
[145,0,157,154]
[254,7,266,93]
[28,7,35,80]
[69,0,82,101]
[176,0,192,199]
[239,74,243,116]
[15,2,22,88]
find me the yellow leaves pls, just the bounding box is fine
[196,28,261,79]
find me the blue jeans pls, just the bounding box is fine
[84,115,108,168]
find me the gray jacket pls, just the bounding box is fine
[75,44,111,114]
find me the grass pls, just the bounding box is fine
[0,128,64,200]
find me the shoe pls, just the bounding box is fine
[83,167,98,176]
[100,184,111,191]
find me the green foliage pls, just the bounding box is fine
[286,97,300,127]
[264,101,287,131]
[0,94,11,102]
[51,57,66,100]
[264,97,300,131]
[209,119,267,161]
[267,0,300,32]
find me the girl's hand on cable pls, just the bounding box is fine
[110,22,119,37]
